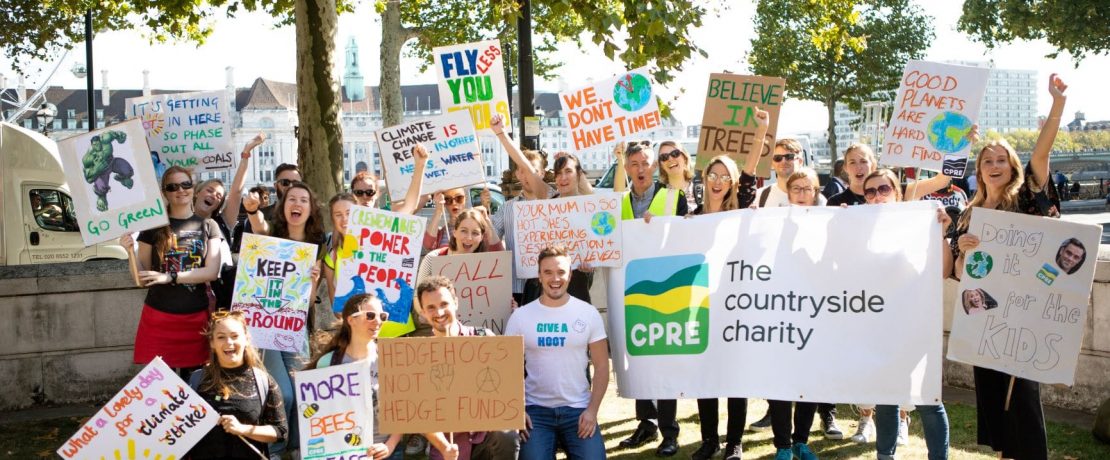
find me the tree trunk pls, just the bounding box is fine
[380,2,416,128]
[295,0,343,200]
[826,99,839,164]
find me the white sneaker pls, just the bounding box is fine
[897,415,909,446]
[850,416,874,443]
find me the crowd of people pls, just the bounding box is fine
[119,74,1070,460]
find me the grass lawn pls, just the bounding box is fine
[3,375,1107,459]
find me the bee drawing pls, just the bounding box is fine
[299,403,319,418]
[344,427,364,446]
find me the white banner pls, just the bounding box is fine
[125,90,235,173]
[512,192,622,279]
[948,208,1100,385]
[882,60,990,177]
[375,110,485,203]
[56,118,168,245]
[296,361,374,460]
[433,40,511,135]
[560,66,661,150]
[607,202,944,405]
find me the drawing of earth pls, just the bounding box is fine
[927,111,973,153]
[591,211,615,236]
[613,73,653,112]
[965,251,993,279]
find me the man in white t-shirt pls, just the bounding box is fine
[755,139,827,207]
[505,246,609,459]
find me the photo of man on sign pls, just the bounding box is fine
[1055,238,1087,275]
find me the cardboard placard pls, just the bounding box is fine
[695,73,786,176]
[882,60,990,177]
[433,40,511,135]
[375,110,485,203]
[607,202,944,404]
[426,251,513,334]
[511,192,623,278]
[377,336,525,433]
[560,67,662,150]
[125,90,235,174]
[232,233,318,353]
[296,361,374,459]
[334,205,424,337]
[947,208,1100,385]
[57,357,217,459]
[56,118,168,245]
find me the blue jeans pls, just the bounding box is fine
[875,404,949,460]
[520,405,605,460]
[263,349,307,455]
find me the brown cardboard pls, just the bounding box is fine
[377,335,525,433]
[695,73,786,177]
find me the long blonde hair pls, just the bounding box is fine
[958,140,1025,230]
[701,155,740,212]
[200,312,265,400]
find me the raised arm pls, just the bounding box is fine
[222,133,265,225]
[393,144,429,214]
[613,143,628,193]
[1030,73,1068,187]
[741,109,771,177]
[243,192,269,235]
[492,114,548,199]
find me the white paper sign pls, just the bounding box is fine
[56,358,218,459]
[560,66,662,150]
[56,118,169,245]
[375,110,485,203]
[433,40,511,135]
[948,208,1099,385]
[125,90,235,174]
[296,361,374,460]
[512,192,623,279]
[882,60,990,177]
[607,202,944,405]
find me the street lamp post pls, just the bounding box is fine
[84,10,95,131]
[36,103,57,136]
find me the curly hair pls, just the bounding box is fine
[270,181,325,245]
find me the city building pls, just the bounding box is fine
[946,60,1038,133]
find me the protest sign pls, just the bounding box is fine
[375,110,485,203]
[57,357,217,459]
[377,336,525,433]
[426,251,513,334]
[606,201,944,405]
[125,90,234,174]
[433,40,511,135]
[232,233,318,353]
[512,192,622,278]
[296,361,374,459]
[695,73,786,175]
[948,208,1099,385]
[882,60,989,177]
[560,67,661,151]
[334,205,424,337]
[56,118,168,246]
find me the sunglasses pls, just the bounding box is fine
[163,181,194,192]
[351,311,389,321]
[863,184,894,199]
[211,310,245,320]
[659,149,685,161]
[705,172,732,183]
[772,153,797,163]
[353,189,376,198]
[444,195,466,205]
[276,179,295,187]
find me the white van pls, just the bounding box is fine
[0,122,126,264]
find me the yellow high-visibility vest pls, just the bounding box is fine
[621,186,680,221]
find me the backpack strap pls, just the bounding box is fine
[188,368,204,391]
[758,186,772,207]
[252,367,269,407]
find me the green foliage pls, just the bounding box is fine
[986,128,1110,154]
[748,0,933,160]
[959,0,1110,60]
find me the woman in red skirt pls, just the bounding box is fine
[121,165,223,377]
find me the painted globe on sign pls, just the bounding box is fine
[591,211,615,236]
[965,251,993,279]
[612,73,653,112]
[927,111,973,153]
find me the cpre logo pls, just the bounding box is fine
[624,254,709,356]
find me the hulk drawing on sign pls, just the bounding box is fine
[82,131,135,211]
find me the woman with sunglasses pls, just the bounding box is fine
[657,141,699,212]
[187,310,287,459]
[244,180,326,457]
[120,166,223,379]
[307,294,405,459]
[951,74,1067,460]
[860,168,955,460]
